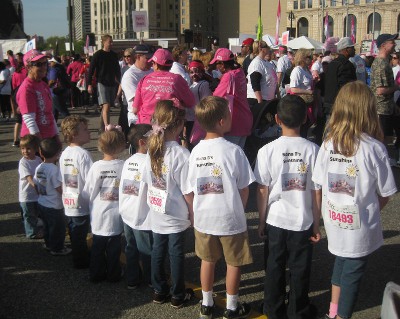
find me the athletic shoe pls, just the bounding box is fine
[153,291,170,304]
[170,288,194,309]
[199,302,214,319]
[320,315,334,319]
[50,247,72,256]
[223,302,251,319]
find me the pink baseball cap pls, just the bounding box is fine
[23,49,48,67]
[148,48,174,66]
[210,48,234,65]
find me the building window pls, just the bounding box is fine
[297,17,309,37]
[344,14,357,41]
[368,12,381,38]
[94,3,97,16]
[182,0,185,6]
[182,18,185,24]
[139,0,143,9]
[294,0,298,9]
[182,9,185,15]
[330,0,336,6]
[300,0,305,9]
[308,0,312,8]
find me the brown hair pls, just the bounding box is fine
[172,45,187,62]
[325,81,383,156]
[101,34,112,45]
[98,129,126,156]
[20,134,40,151]
[148,100,185,178]
[195,96,229,132]
[127,124,152,149]
[61,115,89,144]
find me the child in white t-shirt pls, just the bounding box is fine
[254,95,321,319]
[34,138,71,256]
[81,127,126,283]
[142,100,194,309]
[18,134,42,239]
[60,115,93,269]
[312,81,397,319]
[119,124,153,289]
[185,96,255,319]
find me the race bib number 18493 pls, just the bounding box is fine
[326,199,361,230]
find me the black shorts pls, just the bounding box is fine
[378,114,394,137]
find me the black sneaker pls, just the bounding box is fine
[223,302,251,319]
[153,291,170,304]
[170,288,194,309]
[199,302,214,319]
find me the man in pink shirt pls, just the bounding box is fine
[67,54,84,109]
[132,48,195,124]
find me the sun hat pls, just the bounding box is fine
[336,37,354,51]
[209,48,234,65]
[48,57,59,64]
[148,48,173,66]
[23,49,48,67]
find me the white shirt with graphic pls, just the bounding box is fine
[312,135,397,258]
[119,153,151,231]
[185,138,255,236]
[18,156,42,202]
[254,136,320,231]
[34,162,63,209]
[81,160,124,236]
[142,141,191,234]
[60,146,93,217]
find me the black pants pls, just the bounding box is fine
[0,94,11,117]
[263,224,313,319]
[68,216,90,269]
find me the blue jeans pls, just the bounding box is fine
[20,201,39,238]
[68,216,90,268]
[124,223,153,286]
[38,204,66,252]
[331,255,369,319]
[151,231,186,299]
[90,234,122,282]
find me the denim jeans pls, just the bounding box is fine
[151,230,186,299]
[263,224,314,319]
[38,204,66,252]
[331,255,369,319]
[20,201,39,238]
[68,216,90,268]
[90,234,122,282]
[124,223,153,286]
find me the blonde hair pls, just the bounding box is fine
[98,129,126,156]
[252,41,261,56]
[124,48,134,56]
[325,81,383,157]
[148,100,186,178]
[200,51,213,69]
[191,49,202,61]
[293,48,312,67]
[195,96,229,132]
[61,115,88,144]
[172,45,187,61]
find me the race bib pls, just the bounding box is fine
[147,187,167,214]
[326,198,360,230]
[63,192,79,210]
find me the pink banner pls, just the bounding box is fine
[275,0,281,45]
[351,16,356,44]
[324,12,329,40]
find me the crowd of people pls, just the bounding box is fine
[9,31,400,319]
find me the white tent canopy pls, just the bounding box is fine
[287,36,324,52]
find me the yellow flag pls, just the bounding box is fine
[257,15,263,41]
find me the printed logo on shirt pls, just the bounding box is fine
[122,179,140,196]
[100,178,120,201]
[282,173,307,191]
[328,173,355,197]
[64,174,78,188]
[197,164,224,195]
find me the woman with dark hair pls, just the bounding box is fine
[210,48,253,149]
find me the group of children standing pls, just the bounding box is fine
[17,81,397,319]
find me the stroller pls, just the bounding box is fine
[244,99,280,167]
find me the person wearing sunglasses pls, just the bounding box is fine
[16,49,60,143]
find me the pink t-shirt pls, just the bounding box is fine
[67,61,84,82]
[17,77,57,138]
[12,68,27,89]
[133,71,195,124]
[213,68,253,137]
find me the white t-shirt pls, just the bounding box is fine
[59,146,93,217]
[185,138,255,235]
[312,135,397,258]
[81,160,124,236]
[290,66,313,91]
[120,65,153,112]
[170,62,191,85]
[34,162,63,209]
[18,156,42,202]
[119,153,151,231]
[247,56,278,101]
[189,80,211,121]
[0,68,12,95]
[254,136,320,231]
[276,55,292,74]
[311,60,323,74]
[142,141,191,234]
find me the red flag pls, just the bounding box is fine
[351,16,356,44]
[324,12,329,40]
[275,0,281,45]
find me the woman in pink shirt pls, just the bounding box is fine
[66,54,84,109]
[211,48,253,149]
[16,50,58,141]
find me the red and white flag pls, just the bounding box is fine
[324,12,329,40]
[275,0,281,45]
[351,15,356,44]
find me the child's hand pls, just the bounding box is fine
[310,225,321,244]
[258,223,267,240]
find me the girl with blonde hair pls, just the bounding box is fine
[143,100,194,308]
[312,81,397,319]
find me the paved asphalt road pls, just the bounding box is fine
[0,107,399,319]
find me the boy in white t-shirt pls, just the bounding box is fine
[254,95,321,319]
[60,115,93,268]
[184,96,255,319]
[34,138,71,256]
[119,124,153,289]
[18,134,42,239]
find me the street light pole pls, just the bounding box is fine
[68,0,73,54]
[321,0,325,42]
[288,11,295,38]
[372,0,376,41]
[346,0,349,37]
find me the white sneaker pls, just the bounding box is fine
[50,247,72,256]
